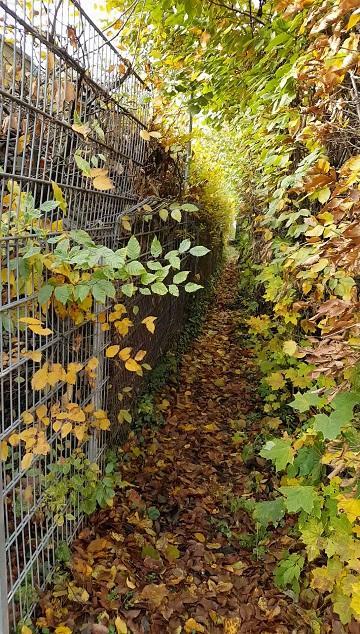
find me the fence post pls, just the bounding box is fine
[0,469,9,634]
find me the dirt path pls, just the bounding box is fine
[41,262,312,633]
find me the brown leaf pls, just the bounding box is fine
[139,583,168,608]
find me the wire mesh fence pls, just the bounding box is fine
[0,2,219,630]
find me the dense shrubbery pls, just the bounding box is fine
[108,0,360,622]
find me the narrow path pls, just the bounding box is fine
[42,262,311,633]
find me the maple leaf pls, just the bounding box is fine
[260,438,294,471]
[265,371,286,391]
[279,485,318,514]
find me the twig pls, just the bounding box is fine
[350,71,360,124]
[207,0,265,26]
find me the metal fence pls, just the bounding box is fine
[0,2,218,630]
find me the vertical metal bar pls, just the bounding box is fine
[0,469,9,634]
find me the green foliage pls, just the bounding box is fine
[42,450,126,524]
[274,553,305,599]
[253,498,286,529]
[259,437,294,471]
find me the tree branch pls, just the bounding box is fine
[207,0,266,26]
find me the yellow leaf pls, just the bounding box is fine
[47,363,67,386]
[140,129,151,141]
[135,349,147,362]
[19,317,41,325]
[16,134,29,154]
[347,11,360,31]
[114,303,127,314]
[114,617,127,634]
[67,362,83,374]
[52,181,67,213]
[8,434,20,447]
[74,425,86,442]
[121,216,132,231]
[29,324,53,336]
[0,441,8,461]
[93,175,115,191]
[337,496,360,523]
[54,626,72,634]
[184,619,205,633]
[31,363,49,390]
[23,411,34,425]
[53,421,61,433]
[21,452,34,470]
[61,422,73,438]
[142,316,157,334]
[115,318,133,336]
[21,627,33,634]
[283,340,297,356]
[23,350,42,362]
[119,347,132,361]
[350,580,360,617]
[72,123,91,137]
[86,357,99,371]
[89,168,108,178]
[106,345,120,358]
[36,404,47,420]
[194,532,206,543]
[125,358,142,373]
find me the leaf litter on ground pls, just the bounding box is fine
[39,262,320,634]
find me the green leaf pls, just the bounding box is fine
[181,203,198,212]
[141,544,161,560]
[289,391,322,413]
[147,261,162,271]
[74,154,91,176]
[173,270,190,284]
[260,438,294,471]
[171,208,182,222]
[92,280,116,303]
[253,498,286,528]
[279,485,318,514]
[74,283,90,303]
[147,506,160,520]
[121,283,136,297]
[169,284,179,296]
[126,260,146,276]
[40,200,60,212]
[178,239,191,253]
[150,236,162,258]
[313,413,344,440]
[330,391,360,420]
[159,208,168,221]
[168,255,181,269]
[274,553,304,598]
[140,272,157,285]
[151,282,168,295]
[54,284,72,305]
[38,284,54,305]
[189,246,210,257]
[185,282,203,293]
[127,236,141,260]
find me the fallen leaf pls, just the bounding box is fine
[114,617,127,634]
[139,583,168,607]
